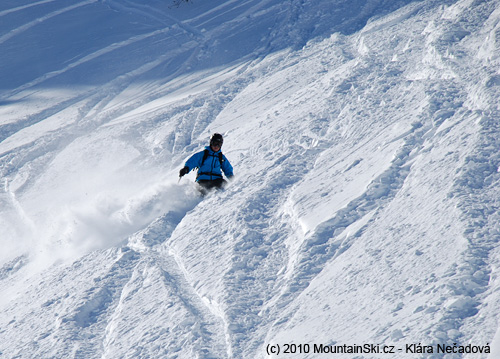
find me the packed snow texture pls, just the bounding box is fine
[1,0,500,358]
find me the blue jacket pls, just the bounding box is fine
[185,146,234,182]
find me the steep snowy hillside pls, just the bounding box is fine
[1,0,500,358]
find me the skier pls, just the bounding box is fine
[179,133,234,194]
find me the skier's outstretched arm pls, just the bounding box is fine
[179,151,203,178]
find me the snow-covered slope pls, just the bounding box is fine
[1,0,500,358]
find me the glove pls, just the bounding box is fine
[179,166,189,177]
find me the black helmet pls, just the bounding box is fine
[210,133,223,147]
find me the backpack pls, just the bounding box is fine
[197,149,225,179]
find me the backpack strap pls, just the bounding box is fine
[201,149,209,167]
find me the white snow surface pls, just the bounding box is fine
[1,0,500,358]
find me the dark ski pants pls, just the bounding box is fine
[197,178,227,195]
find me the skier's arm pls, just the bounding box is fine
[221,155,234,178]
[181,151,204,176]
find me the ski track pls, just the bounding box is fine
[63,250,140,358]
[0,0,99,45]
[127,205,231,358]
[165,247,233,359]
[0,248,140,358]
[157,253,229,359]
[0,25,194,102]
[99,251,229,359]
[0,0,59,17]
[107,0,206,40]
